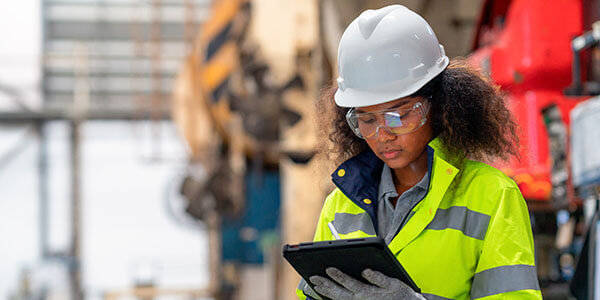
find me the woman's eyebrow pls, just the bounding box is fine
[356,100,411,113]
[388,100,411,109]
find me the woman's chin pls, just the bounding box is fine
[380,155,410,170]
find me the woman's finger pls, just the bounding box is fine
[310,274,353,299]
[325,267,366,293]
[362,268,393,289]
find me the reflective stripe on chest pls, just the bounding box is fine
[387,156,458,254]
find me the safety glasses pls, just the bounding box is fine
[345,101,429,139]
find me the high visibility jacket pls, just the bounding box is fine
[297,138,541,300]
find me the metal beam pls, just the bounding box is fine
[35,122,50,259]
[0,109,171,123]
[46,0,212,6]
[47,21,187,40]
[69,119,83,300]
[45,3,210,23]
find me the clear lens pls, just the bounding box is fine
[346,101,428,139]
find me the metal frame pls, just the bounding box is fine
[0,1,209,299]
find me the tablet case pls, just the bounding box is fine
[283,237,419,299]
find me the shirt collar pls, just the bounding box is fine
[377,163,431,202]
[378,164,398,199]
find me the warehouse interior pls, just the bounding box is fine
[1,0,600,299]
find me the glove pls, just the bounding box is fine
[309,267,426,300]
[299,278,323,300]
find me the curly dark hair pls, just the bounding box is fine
[315,58,519,170]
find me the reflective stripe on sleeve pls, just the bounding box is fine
[333,212,376,235]
[426,206,490,240]
[471,264,540,298]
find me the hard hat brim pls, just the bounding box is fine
[334,57,449,108]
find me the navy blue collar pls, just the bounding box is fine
[331,146,434,234]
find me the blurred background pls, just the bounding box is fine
[1,0,600,299]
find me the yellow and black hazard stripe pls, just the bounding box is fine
[197,0,247,103]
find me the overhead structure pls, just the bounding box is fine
[0,1,211,299]
[42,0,210,115]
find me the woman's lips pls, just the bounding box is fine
[382,150,402,159]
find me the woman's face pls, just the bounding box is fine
[357,96,433,170]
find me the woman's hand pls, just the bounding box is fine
[309,267,426,300]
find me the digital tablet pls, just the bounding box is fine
[283,237,419,299]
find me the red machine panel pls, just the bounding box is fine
[470,0,587,201]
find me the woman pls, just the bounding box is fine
[296,5,541,300]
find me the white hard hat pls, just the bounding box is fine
[334,5,449,108]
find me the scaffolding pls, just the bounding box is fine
[0,0,209,299]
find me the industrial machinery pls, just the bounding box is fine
[469,0,600,297]
[172,0,328,298]
[469,0,585,205]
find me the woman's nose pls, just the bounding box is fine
[375,125,396,142]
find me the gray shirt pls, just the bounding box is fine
[377,164,430,244]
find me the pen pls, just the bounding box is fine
[328,221,341,240]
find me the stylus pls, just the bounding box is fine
[327,222,341,240]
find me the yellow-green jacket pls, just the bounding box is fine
[297,138,541,299]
